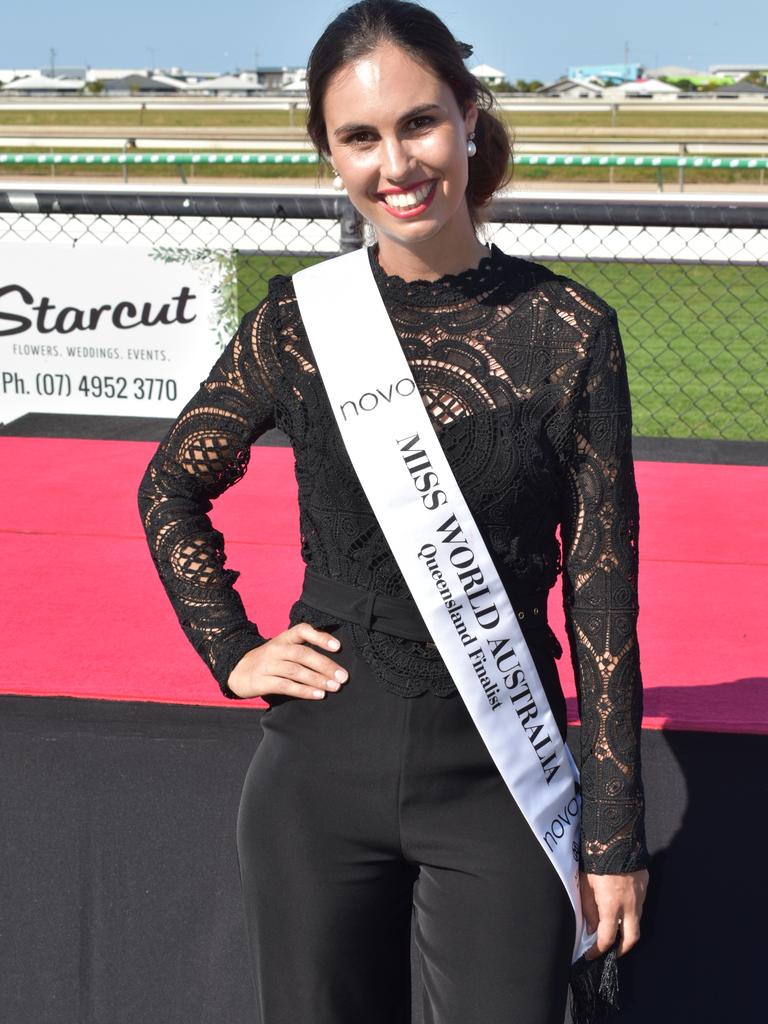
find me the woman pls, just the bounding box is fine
[138,2,649,1021]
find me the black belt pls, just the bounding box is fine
[299,567,550,644]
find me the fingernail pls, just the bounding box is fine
[326,680,340,691]
[312,690,325,698]
[334,669,348,682]
[328,639,340,650]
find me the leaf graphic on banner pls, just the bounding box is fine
[149,247,238,349]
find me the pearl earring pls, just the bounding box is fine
[332,171,345,191]
[467,134,477,158]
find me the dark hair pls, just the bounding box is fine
[306,0,512,218]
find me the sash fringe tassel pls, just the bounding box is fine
[568,939,620,1024]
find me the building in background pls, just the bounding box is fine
[254,66,305,90]
[648,65,735,88]
[184,73,265,95]
[96,73,181,95]
[2,57,764,101]
[710,79,768,96]
[708,63,768,83]
[281,68,308,93]
[0,67,39,85]
[604,77,681,98]
[567,62,643,84]
[537,76,604,97]
[469,63,507,88]
[1,73,85,94]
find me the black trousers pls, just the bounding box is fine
[236,610,574,1024]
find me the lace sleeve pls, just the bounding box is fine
[560,307,649,874]
[137,299,277,699]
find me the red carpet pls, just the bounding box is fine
[2,436,766,733]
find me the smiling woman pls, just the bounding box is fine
[323,46,479,264]
[138,2,649,1023]
[306,2,512,282]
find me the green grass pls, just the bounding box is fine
[0,109,297,127]
[235,253,323,315]
[536,260,768,441]
[509,163,766,187]
[2,107,768,130]
[503,110,768,130]
[234,254,768,442]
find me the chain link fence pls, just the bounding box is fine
[1,187,766,442]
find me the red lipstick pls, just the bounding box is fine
[376,179,438,219]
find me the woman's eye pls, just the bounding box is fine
[341,117,433,145]
[345,131,376,145]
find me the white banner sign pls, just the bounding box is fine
[0,243,235,424]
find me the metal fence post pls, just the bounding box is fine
[338,198,364,253]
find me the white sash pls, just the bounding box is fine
[293,246,592,963]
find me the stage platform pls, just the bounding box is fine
[2,420,767,1023]
[2,433,766,732]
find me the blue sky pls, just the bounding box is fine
[7,0,767,82]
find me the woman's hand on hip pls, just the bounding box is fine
[227,622,349,700]
[580,868,649,959]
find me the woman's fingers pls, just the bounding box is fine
[579,873,600,935]
[615,870,648,956]
[273,656,347,692]
[279,624,349,690]
[291,621,342,652]
[263,673,331,700]
[286,627,350,682]
[227,622,351,700]
[581,870,649,959]
[617,913,641,956]
[591,913,622,959]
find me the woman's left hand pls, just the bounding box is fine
[580,869,649,959]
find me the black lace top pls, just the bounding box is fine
[138,243,648,874]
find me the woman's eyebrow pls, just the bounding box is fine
[333,103,441,137]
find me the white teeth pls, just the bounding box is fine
[383,182,434,209]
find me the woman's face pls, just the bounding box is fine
[322,42,478,251]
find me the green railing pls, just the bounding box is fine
[2,151,767,169]
[3,150,765,190]
[0,151,323,167]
